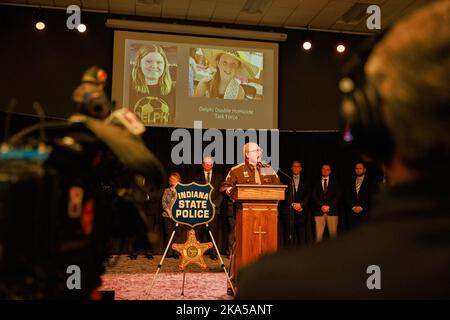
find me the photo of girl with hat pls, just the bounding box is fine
[192,48,263,100]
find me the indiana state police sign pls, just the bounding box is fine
[171,183,215,228]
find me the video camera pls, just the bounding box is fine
[0,69,165,299]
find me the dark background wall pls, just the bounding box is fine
[0,6,379,252]
[0,4,381,194]
[0,3,380,197]
[0,6,114,120]
[0,110,382,254]
[0,5,366,130]
[0,110,380,189]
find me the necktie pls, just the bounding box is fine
[323,178,328,193]
[255,167,261,184]
[356,177,362,195]
[294,175,299,192]
[206,172,211,184]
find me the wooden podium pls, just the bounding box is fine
[232,184,287,274]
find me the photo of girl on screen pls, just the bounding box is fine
[191,48,263,101]
[129,44,177,125]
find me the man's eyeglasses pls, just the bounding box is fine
[248,148,263,153]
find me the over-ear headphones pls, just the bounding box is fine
[72,82,111,120]
[339,29,394,163]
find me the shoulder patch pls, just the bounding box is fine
[231,163,245,171]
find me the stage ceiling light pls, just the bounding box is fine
[77,24,87,32]
[336,44,346,53]
[302,41,312,50]
[35,21,45,30]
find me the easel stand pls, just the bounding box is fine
[148,222,179,293]
[181,270,186,296]
[148,223,236,296]
[205,223,236,296]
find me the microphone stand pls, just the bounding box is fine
[277,168,295,247]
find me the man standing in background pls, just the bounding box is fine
[312,164,340,242]
[193,156,224,260]
[344,162,378,229]
[281,161,311,247]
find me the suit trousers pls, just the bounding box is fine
[314,214,338,242]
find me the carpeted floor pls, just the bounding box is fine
[99,255,234,300]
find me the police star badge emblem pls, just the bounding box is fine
[172,229,213,270]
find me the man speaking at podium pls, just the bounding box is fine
[222,142,280,194]
[221,142,280,295]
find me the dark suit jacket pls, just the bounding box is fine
[237,175,450,299]
[312,176,340,216]
[281,174,310,215]
[193,170,224,210]
[344,175,378,217]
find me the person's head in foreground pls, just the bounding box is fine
[72,66,110,120]
[237,1,450,300]
[363,1,450,183]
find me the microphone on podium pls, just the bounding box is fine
[257,161,271,168]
